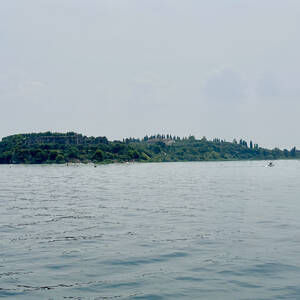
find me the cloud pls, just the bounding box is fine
[0,72,24,96]
[202,66,248,102]
[0,71,46,101]
[17,80,46,97]
[128,72,170,106]
[255,72,300,101]
[255,73,282,99]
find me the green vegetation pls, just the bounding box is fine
[0,132,299,164]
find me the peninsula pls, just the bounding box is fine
[0,132,299,164]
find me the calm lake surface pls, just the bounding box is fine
[1,161,300,299]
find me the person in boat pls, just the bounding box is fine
[268,162,274,167]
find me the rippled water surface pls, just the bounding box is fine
[1,161,300,299]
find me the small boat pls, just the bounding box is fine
[268,162,274,167]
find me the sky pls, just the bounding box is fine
[1,0,300,149]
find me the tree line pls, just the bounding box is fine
[0,132,299,164]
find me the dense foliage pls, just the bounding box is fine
[0,132,299,164]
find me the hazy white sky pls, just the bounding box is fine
[1,0,300,148]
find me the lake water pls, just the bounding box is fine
[1,161,300,299]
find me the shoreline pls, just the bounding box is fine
[1,157,299,166]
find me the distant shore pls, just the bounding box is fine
[1,132,299,164]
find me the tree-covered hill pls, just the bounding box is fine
[0,132,299,164]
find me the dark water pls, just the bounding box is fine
[1,161,300,299]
